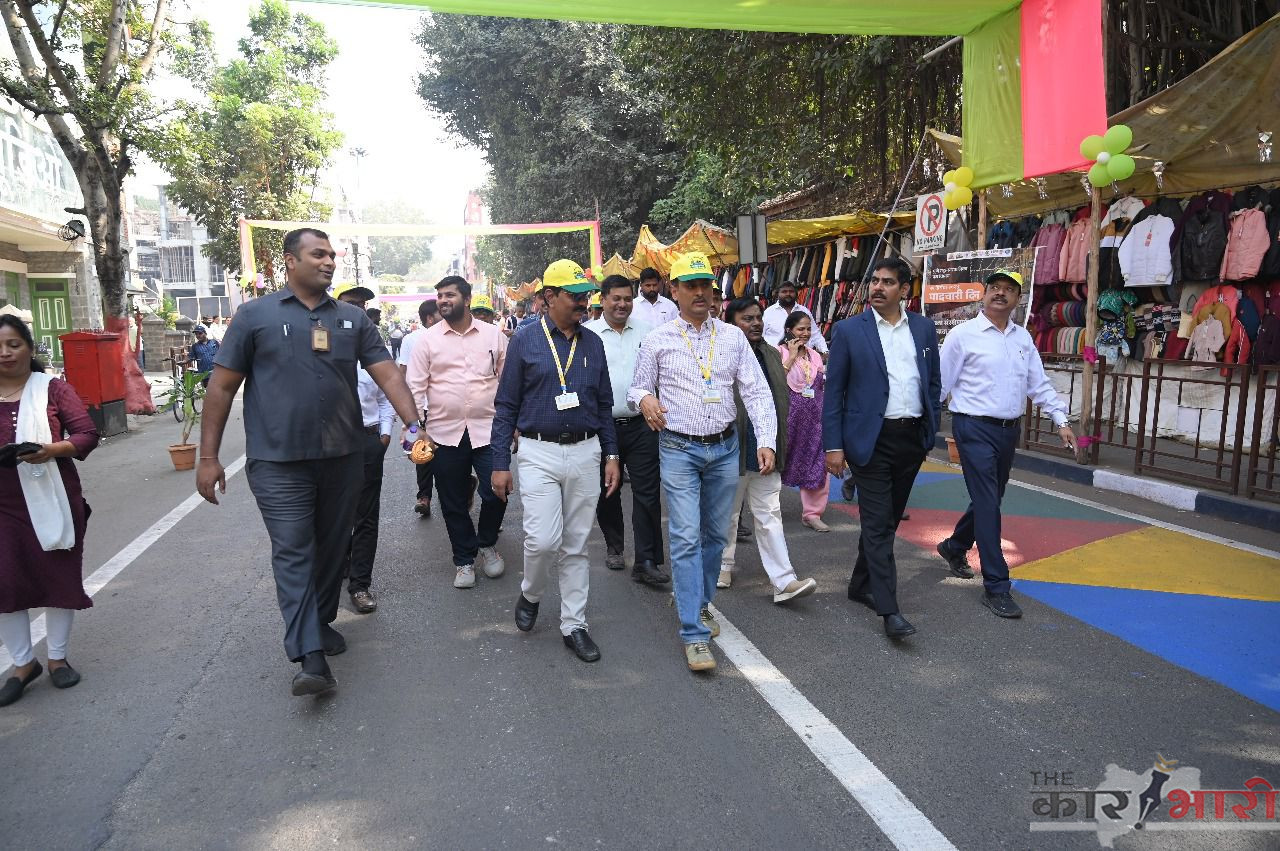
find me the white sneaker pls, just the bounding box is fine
[717,568,733,589]
[773,577,818,604]
[453,565,476,589]
[477,547,505,578]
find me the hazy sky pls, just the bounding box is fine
[134,0,489,236]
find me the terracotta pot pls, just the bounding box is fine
[168,443,197,471]
[945,436,961,465]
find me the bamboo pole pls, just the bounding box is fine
[1077,186,1103,464]
[976,189,988,250]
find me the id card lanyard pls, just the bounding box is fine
[541,318,580,410]
[676,319,719,403]
[799,348,815,398]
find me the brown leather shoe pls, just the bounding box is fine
[350,589,377,613]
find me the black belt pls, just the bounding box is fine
[525,430,597,445]
[954,412,1021,428]
[363,425,382,435]
[614,415,640,425]
[663,425,735,445]
[882,417,923,429]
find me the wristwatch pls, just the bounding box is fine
[604,454,621,461]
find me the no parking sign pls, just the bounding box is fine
[914,193,946,254]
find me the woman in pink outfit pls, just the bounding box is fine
[777,312,830,531]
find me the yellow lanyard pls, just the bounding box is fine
[675,319,716,382]
[541,317,578,394]
[799,348,813,387]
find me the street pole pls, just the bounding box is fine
[1077,186,1102,464]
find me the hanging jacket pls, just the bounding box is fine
[1030,224,1067,285]
[1262,188,1280,277]
[1220,208,1270,281]
[1059,219,1091,283]
[1013,216,1042,248]
[1099,197,1145,289]
[1236,296,1261,342]
[1255,314,1280,365]
[1180,206,1229,281]
[986,220,1015,250]
[1119,215,1175,288]
[1190,284,1241,325]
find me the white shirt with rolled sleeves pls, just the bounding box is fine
[627,317,777,449]
[941,311,1068,427]
[357,367,395,436]
[762,302,828,354]
[584,316,651,419]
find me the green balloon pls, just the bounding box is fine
[1088,162,1113,187]
[1107,154,1136,182]
[1103,124,1133,154]
[1080,134,1106,160]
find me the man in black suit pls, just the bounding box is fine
[821,257,941,638]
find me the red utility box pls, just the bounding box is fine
[60,331,125,407]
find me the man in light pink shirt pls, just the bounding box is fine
[407,276,510,589]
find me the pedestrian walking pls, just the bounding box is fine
[936,269,1077,619]
[631,267,679,326]
[584,274,668,586]
[398,297,440,517]
[333,284,392,615]
[0,315,99,706]
[470,294,498,325]
[822,258,941,637]
[762,281,828,354]
[407,276,510,590]
[491,259,620,663]
[187,324,220,387]
[389,321,405,359]
[628,252,777,673]
[716,299,817,604]
[197,228,422,697]
[777,311,831,532]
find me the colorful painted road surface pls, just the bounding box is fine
[833,461,1280,713]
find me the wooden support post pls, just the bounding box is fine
[976,189,988,250]
[1077,186,1102,464]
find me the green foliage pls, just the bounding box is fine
[160,295,179,329]
[163,366,206,445]
[363,199,433,276]
[158,0,342,288]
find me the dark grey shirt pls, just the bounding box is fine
[215,288,391,461]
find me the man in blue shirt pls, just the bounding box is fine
[491,259,620,663]
[187,325,219,386]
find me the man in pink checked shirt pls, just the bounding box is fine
[628,251,777,674]
[406,276,509,590]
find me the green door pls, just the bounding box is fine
[30,278,71,363]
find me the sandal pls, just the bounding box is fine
[49,663,81,690]
[0,660,44,706]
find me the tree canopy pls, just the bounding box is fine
[363,198,433,277]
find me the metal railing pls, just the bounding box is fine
[1024,355,1101,464]
[1244,364,1280,503]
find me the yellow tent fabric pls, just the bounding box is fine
[601,253,641,280]
[630,220,739,277]
[766,212,917,248]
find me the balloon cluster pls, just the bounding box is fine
[1081,125,1136,187]
[943,166,974,211]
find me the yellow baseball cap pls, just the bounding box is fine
[470,294,495,314]
[670,251,714,282]
[589,292,601,307]
[984,269,1024,289]
[332,282,375,302]
[540,259,598,294]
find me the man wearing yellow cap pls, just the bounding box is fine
[491,259,621,663]
[628,251,777,673]
[937,269,1076,620]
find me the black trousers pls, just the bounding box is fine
[595,416,664,564]
[346,430,388,593]
[946,414,1020,594]
[849,421,928,615]
[432,429,507,567]
[246,453,363,661]
[416,458,434,501]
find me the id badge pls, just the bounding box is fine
[801,387,815,399]
[555,392,580,410]
[701,379,721,404]
[311,325,330,352]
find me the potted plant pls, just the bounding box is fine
[163,369,206,471]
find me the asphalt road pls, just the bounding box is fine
[2,399,1278,850]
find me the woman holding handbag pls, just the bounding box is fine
[0,315,99,706]
[778,311,831,532]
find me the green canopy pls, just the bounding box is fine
[305,0,1020,36]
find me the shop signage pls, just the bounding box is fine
[914,193,946,253]
[922,247,1038,342]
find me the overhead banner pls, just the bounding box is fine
[922,247,1037,342]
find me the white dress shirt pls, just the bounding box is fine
[941,311,1068,426]
[762,302,828,354]
[396,327,424,367]
[628,317,777,449]
[631,294,679,327]
[584,316,651,418]
[357,367,395,435]
[874,310,923,418]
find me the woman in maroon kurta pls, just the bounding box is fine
[0,316,99,706]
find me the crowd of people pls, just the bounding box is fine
[0,225,1076,703]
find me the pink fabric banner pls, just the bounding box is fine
[1019,0,1107,178]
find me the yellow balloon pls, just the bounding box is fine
[943,192,959,211]
[942,169,957,187]
[952,186,973,207]
[954,166,974,187]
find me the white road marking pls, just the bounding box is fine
[710,605,957,851]
[1,456,247,671]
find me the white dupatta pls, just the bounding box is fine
[16,373,75,550]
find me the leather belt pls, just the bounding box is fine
[663,425,735,445]
[882,417,923,429]
[954,412,1021,428]
[614,416,640,425]
[363,425,382,435]
[525,430,597,445]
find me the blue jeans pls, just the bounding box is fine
[659,430,740,643]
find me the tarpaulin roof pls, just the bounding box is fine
[767,211,917,248]
[933,14,1280,218]
[631,220,739,277]
[600,252,641,280]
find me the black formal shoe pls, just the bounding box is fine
[0,660,43,707]
[632,559,671,586]
[847,588,876,610]
[291,652,336,696]
[514,594,539,632]
[841,477,856,502]
[982,591,1023,619]
[49,663,81,689]
[321,624,347,656]
[937,541,975,578]
[415,497,432,517]
[562,628,601,662]
[883,613,917,638]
